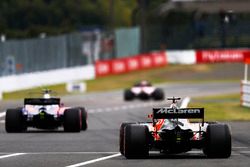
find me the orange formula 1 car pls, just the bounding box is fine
[5,90,87,132]
[120,97,231,159]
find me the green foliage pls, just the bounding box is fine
[0,0,137,38]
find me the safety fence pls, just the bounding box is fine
[0,27,140,77]
[1,48,250,100]
[1,21,250,77]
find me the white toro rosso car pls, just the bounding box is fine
[120,97,231,159]
[5,90,87,132]
[124,81,164,101]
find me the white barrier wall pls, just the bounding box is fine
[0,65,95,100]
[166,50,196,64]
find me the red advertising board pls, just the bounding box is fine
[150,52,167,67]
[244,57,250,64]
[196,49,249,63]
[244,50,250,64]
[95,60,112,76]
[125,56,140,71]
[138,54,153,69]
[95,51,167,77]
[111,59,127,74]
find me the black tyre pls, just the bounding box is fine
[206,121,218,124]
[124,89,134,101]
[152,88,164,100]
[63,109,81,132]
[203,124,231,158]
[124,124,149,159]
[5,108,26,133]
[78,107,88,131]
[119,122,134,155]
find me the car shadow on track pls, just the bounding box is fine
[119,153,207,160]
[148,153,207,159]
[19,129,79,133]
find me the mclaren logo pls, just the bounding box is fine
[156,108,201,114]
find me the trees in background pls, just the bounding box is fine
[0,0,137,38]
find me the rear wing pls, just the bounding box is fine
[24,98,60,105]
[153,107,204,125]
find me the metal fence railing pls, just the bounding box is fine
[0,31,102,76]
[1,21,250,77]
[0,35,68,76]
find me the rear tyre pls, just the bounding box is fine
[78,107,88,131]
[63,109,81,132]
[5,108,26,133]
[119,122,134,155]
[124,124,149,159]
[124,89,134,101]
[152,88,164,100]
[203,124,231,158]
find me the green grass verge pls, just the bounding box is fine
[190,94,250,121]
[2,84,67,100]
[2,63,242,100]
[86,64,240,92]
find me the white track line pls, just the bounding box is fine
[0,153,26,159]
[233,146,249,149]
[0,98,187,119]
[65,153,121,167]
[239,151,250,154]
[0,98,191,124]
[0,152,119,155]
[87,97,191,114]
[0,111,6,118]
[88,101,166,114]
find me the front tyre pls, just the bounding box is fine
[5,108,26,133]
[203,124,231,158]
[63,109,81,132]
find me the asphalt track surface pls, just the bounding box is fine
[0,82,250,167]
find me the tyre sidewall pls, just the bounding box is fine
[204,124,231,158]
[63,109,81,132]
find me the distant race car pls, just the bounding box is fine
[124,81,164,101]
[5,89,87,133]
[120,97,231,159]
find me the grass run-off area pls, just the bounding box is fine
[1,62,250,121]
[3,63,243,100]
[190,94,250,121]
